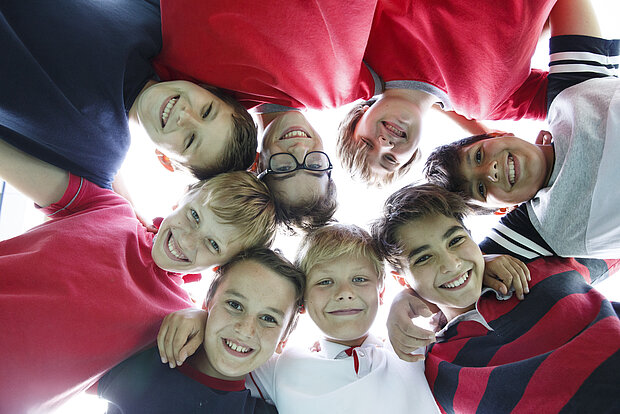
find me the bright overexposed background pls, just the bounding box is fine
[0,2,618,412]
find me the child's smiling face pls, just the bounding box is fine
[151,190,243,273]
[457,135,554,207]
[304,254,382,346]
[395,214,485,321]
[201,259,297,380]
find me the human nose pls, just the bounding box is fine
[486,160,498,183]
[234,315,256,338]
[335,284,355,301]
[440,252,462,273]
[176,105,199,128]
[288,143,310,163]
[378,134,393,148]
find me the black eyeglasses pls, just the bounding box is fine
[258,151,333,179]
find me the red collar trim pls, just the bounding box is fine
[177,364,246,391]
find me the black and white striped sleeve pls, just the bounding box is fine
[478,204,557,263]
[547,35,619,109]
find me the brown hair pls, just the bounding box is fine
[205,247,305,341]
[371,183,471,270]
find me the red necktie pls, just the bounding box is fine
[344,347,360,374]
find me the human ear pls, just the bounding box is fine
[276,339,288,354]
[155,149,175,172]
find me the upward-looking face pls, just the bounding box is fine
[353,97,422,177]
[132,80,235,171]
[305,254,382,346]
[458,136,554,207]
[395,214,485,321]
[202,260,297,380]
[151,190,243,273]
[260,111,329,207]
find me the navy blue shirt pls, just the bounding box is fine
[99,347,278,414]
[0,0,161,189]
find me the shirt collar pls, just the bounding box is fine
[319,333,383,360]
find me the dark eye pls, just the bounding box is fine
[449,236,465,247]
[260,314,277,324]
[352,276,368,283]
[190,208,200,224]
[227,300,242,311]
[475,149,482,164]
[202,103,213,119]
[185,134,195,150]
[414,254,431,265]
[208,239,220,253]
[361,138,374,149]
[477,182,486,199]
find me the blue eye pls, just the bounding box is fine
[477,182,485,199]
[209,239,220,253]
[352,276,368,283]
[317,279,333,286]
[475,149,482,164]
[190,209,200,224]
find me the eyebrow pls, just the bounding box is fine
[224,290,286,318]
[406,225,464,261]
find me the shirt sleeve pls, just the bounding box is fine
[478,204,557,262]
[547,35,619,109]
[246,354,278,405]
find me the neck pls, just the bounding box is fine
[325,334,368,348]
[382,88,436,113]
[127,79,158,122]
[539,144,556,186]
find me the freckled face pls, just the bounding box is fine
[396,215,485,321]
[132,80,235,171]
[305,254,382,346]
[353,98,422,177]
[458,136,553,207]
[151,190,243,273]
[201,260,297,380]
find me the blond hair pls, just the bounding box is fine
[190,171,277,249]
[295,223,384,283]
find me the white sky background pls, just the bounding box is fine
[0,2,618,412]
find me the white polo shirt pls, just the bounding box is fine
[246,334,439,414]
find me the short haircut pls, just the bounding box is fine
[189,171,277,249]
[205,247,305,341]
[424,133,494,198]
[296,223,385,285]
[263,174,338,232]
[371,183,471,271]
[337,99,420,187]
[174,85,258,179]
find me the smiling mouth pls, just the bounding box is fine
[508,154,516,186]
[440,270,471,289]
[328,309,363,316]
[279,128,310,140]
[165,232,189,262]
[382,121,406,139]
[223,338,254,356]
[161,96,179,128]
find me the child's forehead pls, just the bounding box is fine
[396,214,464,244]
[307,253,380,278]
[218,260,296,301]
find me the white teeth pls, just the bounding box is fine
[441,271,470,289]
[281,130,308,139]
[226,339,250,353]
[508,155,515,185]
[384,122,405,137]
[167,235,186,260]
[161,97,178,127]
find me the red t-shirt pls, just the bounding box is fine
[365,0,555,120]
[0,175,194,413]
[152,0,379,109]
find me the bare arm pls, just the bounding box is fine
[549,0,600,37]
[0,138,69,207]
[434,106,491,136]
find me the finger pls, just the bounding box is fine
[510,268,525,300]
[393,347,426,363]
[157,320,170,364]
[177,333,203,366]
[390,331,434,353]
[485,276,508,295]
[162,323,182,368]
